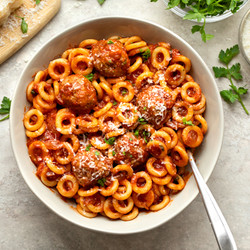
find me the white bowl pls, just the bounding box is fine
[10,16,224,234]
[239,8,250,65]
[163,0,249,23]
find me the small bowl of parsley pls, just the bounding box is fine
[162,0,248,42]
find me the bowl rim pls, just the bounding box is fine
[239,8,250,65]
[9,15,224,234]
[163,0,249,23]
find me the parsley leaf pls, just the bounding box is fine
[213,45,248,115]
[182,117,194,126]
[95,151,100,156]
[138,117,147,124]
[97,178,106,187]
[112,151,116,156]
[97,0,105,5]
[141,49,151,61]
[134,130,139,137]
[85,144,92,151]
[113,101,117,106]
[150,0,158,2]
[35,0,40,4]
[220,90,238,103]
[104,137,116,145]
[219,45,239,65]
[0,97,11,121]
[107,40,114,44]
[85,73,94,82]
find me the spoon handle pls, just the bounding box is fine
[187,151,237,250]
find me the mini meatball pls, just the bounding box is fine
[113,132,148,167]
[57,74,97,114]
[136,85,174,129]
[72,146,113,187]
[91,39,130,77]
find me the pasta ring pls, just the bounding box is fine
[120,206,139,221]
[113,81,135,103]
[171,145,188,167]
[151,46,170,70]
[37,81,55,102]
[54,142,74,165]
[78,186,99,197]
[182,125,204,148]
[55,108,76,134]
[103,197,122,219]
[181,82,202,103]
[172,101,193,123]
[132,190,154,209]
[24,109,44,132]
[93,102,113,118]
[71,55,93,75]
[131,171,152,194]
[28,141,48,165]
[167,174,185,190]
[56,174,79,198]
[116,103,139,126]
[40,166,58,187]
[165,64,186,86]
[150,195,170,211]
[25,122,46,138]
[112,179,133,201]
[171,55,191,73]
[112,197,134,214]
[48,58,71,80]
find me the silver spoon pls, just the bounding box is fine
[187,151,237,250]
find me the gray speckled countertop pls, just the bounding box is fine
[0,0,250,249]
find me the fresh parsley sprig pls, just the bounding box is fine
[212,45,249,115]
[104,137,116,145]
[35,0,40,4]
[152,0,243,42]
[0,97,11,122]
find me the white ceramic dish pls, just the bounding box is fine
[10,16,224,234]
[239,8,250,65]
[163,0,249,23]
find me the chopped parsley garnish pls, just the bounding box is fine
[142,130,150,143]
[129,154,133,158]
[182,117,194,126]
[95,151,100,156]
[113,101,117,105]
[0,96,11,122]
[122,90,127,96]
[104,137,116,145]
[129,138,133,141]
[35,0,40,4]
[143,107,147,110]
[85,73,94,82]
[107,40,114,44]
[97,178,106,187]
[138,117,147,124]
[212,45,248,115]
[112,151,116,156]
[108,60,112,63]
[85,144,92,151]
[134,130,139,137]
[159,145,165,151]
[31,89,36,95]
[141,49,151,61]
[122,151,126,155]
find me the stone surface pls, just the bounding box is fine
[0,0,250,249]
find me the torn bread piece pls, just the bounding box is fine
[0,0,23,26]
